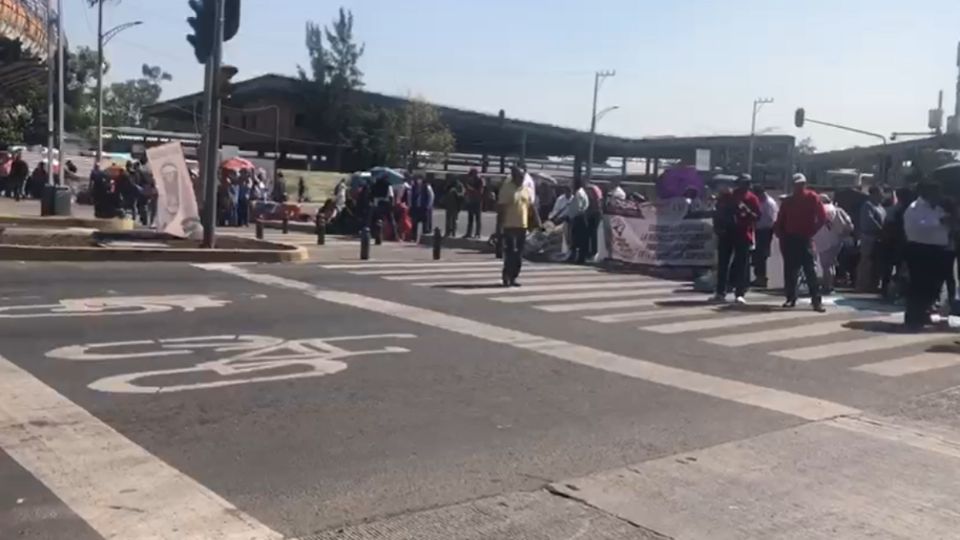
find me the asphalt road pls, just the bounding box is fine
[4,251,960,539]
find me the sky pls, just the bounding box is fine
[63,0,960,152]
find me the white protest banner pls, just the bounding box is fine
[604,197,715,267]
[147,142,203,239]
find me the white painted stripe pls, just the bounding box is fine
[495,287,690,304]
[703,316,886,347]
[386,270,595,281]
[584,306,720,324]
[0,354,283,540]
[416,274,653,287]
[322,261,501,269]
[852,353,960,376]
[352,265,587,276]
[202,264,860,421]
[774,332,955,361]
[453,281,659,295]
[536,295,684,313]
[640,308,842,335]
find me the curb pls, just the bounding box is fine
[261,220,316,234]
[0,244,308,263]
[0,215,134,231]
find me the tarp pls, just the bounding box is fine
[147,142,203,239]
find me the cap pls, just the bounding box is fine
[792,173,808,184]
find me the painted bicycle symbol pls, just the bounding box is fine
[46,333,416,394]
[0,295,229,318]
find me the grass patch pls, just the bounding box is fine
[280,169,346,202]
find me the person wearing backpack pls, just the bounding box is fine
[711,175,761,304]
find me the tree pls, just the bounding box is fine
[385,98,455,169]
[103,64,172,127]
[797,137,817,155]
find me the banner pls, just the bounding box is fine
[147,142,203,239]
[604,197,715,267]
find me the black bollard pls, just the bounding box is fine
[360,227,371,260]
[316,214,326,245]
[255,220,264,240]
[281,215,289,234]
[494,232,503,259]
[432,227,442,260]
[374,219,383,245]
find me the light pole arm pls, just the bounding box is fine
[805,117,888,145]
[103,21,144,45]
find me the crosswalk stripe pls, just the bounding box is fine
[322,261,501,269]
[584,306,721,323]
[702,316,890,347]
[386,270,596,281]
[351,265,587,276]
[536,294,688,313]
[417,274,650,288]
[451,281,661,295]
[773,332,955,361]
[852,353,960,376]
[494,287,688,304]
[640,308,842,335]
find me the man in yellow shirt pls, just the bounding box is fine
[497,165,532,286]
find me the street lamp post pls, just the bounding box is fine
[586,69,616,183]
[747,97,773,177]
[94,1,143,163]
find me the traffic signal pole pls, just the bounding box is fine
[200,0,225,248]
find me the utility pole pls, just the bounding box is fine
[96,0,104,163]
[200,0,225,248]
[45,0,54,188]
[586,69,615,183]
[747,97,773,177]
[954,41,960,133]
[56,0,64,186]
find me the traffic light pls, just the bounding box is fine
[794,108,805,128]
[186,0,214,64]
[224,0,241,42]
[217,65,239,100]
[187,0,241,64]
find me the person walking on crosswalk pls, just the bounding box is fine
[902,182,950,330]
[774,174,827,312]
[498,165,534,287]
[711,175,761,304]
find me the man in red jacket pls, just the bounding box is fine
[711,175,761,304]
[774,174,828,312]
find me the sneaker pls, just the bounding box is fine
[734,296,747,305]
[709,294,727,303]
[782,300,797,308]
[511,281,522,287]
[812,303,826,313]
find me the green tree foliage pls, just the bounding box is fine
[797,137,817,155]
[103,64,172,127]
[385,98,456,169]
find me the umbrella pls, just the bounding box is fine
[530,171,559,185]
[369,166,406,185]
[221,157,256,172]
[658,166,704,199]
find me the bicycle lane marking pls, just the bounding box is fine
[198,263,860,422]
[0,354,284,540]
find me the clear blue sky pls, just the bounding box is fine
[65,0,960,151]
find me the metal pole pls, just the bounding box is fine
[747,100,758,176]
[45,0,54,188]
[955,41,960,132]
[56,0,64,187]
[586,72,599,183]
[95,0,104,164]
[275,106,280,158]
[201,0,226,248]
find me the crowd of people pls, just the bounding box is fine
[712,171,959,330]
[0,150,81,201]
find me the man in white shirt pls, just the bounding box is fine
[902,182,950,329]
[750,183,779,287]
[608,181,627,201]
[813,194,854,294]
[565,183,591,263]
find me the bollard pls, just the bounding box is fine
[255,220,264,240]
[360,227,371,260]
[281,215,289,234]
[316,214,326,245]
[374,219,383,245]
[494,233,503,259]
[432,227,442,260]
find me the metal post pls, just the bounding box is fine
[747,97,773,176]
[56,0,64,187]
[281,214,289,234]
[45,0,54,188]
[201,0,226,248]
[255,220,264,240]
[360,227,370,260]
[95,0,104,164]
[432,227,442,260]
[316,214,325,245]
[374,219,383,245]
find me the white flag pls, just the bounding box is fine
[147,142,203,239]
